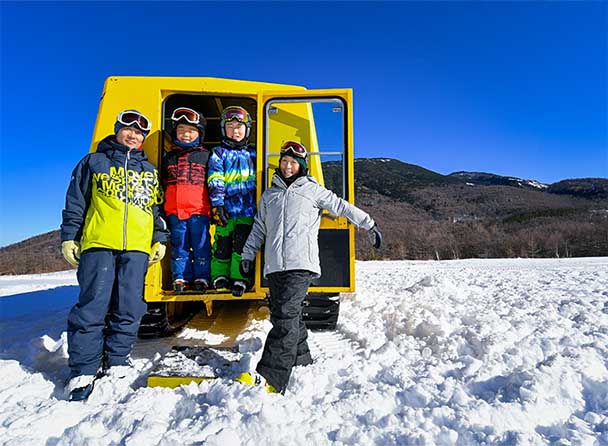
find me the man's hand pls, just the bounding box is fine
[149,242,166,264]
[239,259,254,277]
[61,240,81,266]
[212,206,229,226]
[368,224,382,249]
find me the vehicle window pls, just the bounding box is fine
[264,98,346,198]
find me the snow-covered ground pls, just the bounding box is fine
[1,258,607,446]
[0,270,76,297]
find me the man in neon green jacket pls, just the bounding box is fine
[60,110,168,401]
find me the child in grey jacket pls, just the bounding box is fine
[238,141,382,393]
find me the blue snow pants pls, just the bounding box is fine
[168,214,211,283]
[67,249,149,378]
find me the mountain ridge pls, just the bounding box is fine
[350,158,607,199]
[1,158,606,274]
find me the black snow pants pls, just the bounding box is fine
[67,248,149,378]
[256,270,314,393]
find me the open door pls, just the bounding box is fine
[255,89,357,292]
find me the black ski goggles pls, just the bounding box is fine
[280,141,307,159]
[117,110,151,132]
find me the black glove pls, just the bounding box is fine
[211,206,229,226]
[368,224,382,249]
[239,259,254,277]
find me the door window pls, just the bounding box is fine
[264,98,347,198]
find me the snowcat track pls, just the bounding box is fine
[137,302,200,339]
[303,293,340,330]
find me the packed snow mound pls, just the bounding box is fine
[1,258,607,446]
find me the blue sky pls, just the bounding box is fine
[1,1,606,247]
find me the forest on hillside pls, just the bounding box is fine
[2,159,607,275]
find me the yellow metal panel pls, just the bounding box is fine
[147,375,213,388]
[144,292,267,303]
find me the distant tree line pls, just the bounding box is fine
[1,188,607,275]
[355,212,608,260]
[0,230,68,275]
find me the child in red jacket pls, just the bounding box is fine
[163,107,211,293]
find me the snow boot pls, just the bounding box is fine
[231,280,247,297]
[213,276,229,290]
[173,279,186,293]
[193,279,209,292]
[235,372,279,394]
[67,375,96,401]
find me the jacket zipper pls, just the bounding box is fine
[123,149,131,250]
[281,183,288,270]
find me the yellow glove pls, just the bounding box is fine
[149,242,166,264]
[61,240,81,266]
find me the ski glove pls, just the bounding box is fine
[239,259,254,277]
[61,240,81,266]
[149,242,166,264]
[368,224,382,249]
[211,206,229,227]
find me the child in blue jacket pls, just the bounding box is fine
[207,106,256,296]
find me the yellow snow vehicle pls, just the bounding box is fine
[90,76,358,387]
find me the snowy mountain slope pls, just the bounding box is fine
[449,171,549,190]
[0,259,607,446]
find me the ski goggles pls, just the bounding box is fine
[171,107,201,125]
[222,106,251,124]
[280,141,307,159]
[117,110,152,132]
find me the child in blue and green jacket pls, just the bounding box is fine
[207,106,256,297]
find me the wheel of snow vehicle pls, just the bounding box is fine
[302,293,340,330]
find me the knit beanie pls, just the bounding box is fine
[279,151,307,174]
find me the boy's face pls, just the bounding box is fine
[116,126,145,149]
[225,120,246,142]
[279,155,300,178]
[176,123,199,143]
